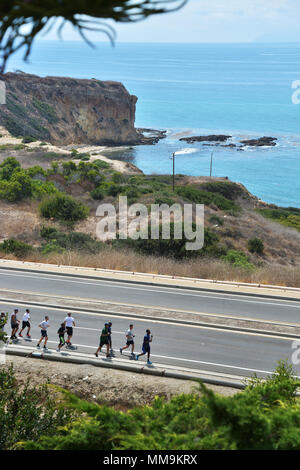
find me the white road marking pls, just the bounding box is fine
[0,270,299,309]
[1,301,298,340]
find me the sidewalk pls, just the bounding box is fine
[4,343,246,389]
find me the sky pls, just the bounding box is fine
[41,0,300,43]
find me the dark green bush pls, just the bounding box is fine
[0,365,72,450]
[91,186,105,200]
[40,226,102,254]
[176,185,240,214]
[248,237,264,255]
[39,193,89,222]
[0,238,32,257]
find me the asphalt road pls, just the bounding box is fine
[1,267,300,379]
[0,268,300,323]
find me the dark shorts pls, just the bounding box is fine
[126,340,134,346]
[100,338,109,347]
[142,345,150,354]
[59,336,65,346]
[66,327,73,336]
[41,330,48,338]
[11,323,18,329]
[22,321,30,329]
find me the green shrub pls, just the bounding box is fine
[40,226,102,254]
[115,224,222,260]
[248,237,264,255]
[0,157,21,180]
[91,186,105,200]
[199,181,245,200]
[222,250,255,270]
[257,208,300,232]
[0,365,73,450]
[22,136,37,143]
[0,239,32,257]
[176,185,240,214]
[39,193,89,222]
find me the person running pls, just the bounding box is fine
[10,309,20,340]
[19,309,31,338]
[120,324,135,357]
[107,321,114,356]
[135,329,153,365]
[64,313,75,346]
[56,323,66,352]
[37,316,50,350]
[95,323,110,358]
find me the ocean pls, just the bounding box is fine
[6,40,300,207]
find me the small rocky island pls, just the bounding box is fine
[179,134,277,149]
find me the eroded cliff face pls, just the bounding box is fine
[0,72,141,145]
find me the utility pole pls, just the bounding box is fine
[172,152,175,191]
[210,152,213,178]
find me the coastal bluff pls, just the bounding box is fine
[0,72,144,146]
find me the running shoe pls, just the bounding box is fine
[19,333,23,337]
[147,361,152,365]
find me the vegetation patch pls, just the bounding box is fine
[257,207,300,232]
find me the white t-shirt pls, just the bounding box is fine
[23,312,30,322]
[40,320,49,330]
[64,316,74,327]
[126,329,134,340]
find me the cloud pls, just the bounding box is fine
[41,0,300,43]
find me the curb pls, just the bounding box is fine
[0,264,300,302]
[1,296,300,340]
[4,346,246,389]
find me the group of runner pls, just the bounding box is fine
[4,309,154,364]
[96,322,153,364]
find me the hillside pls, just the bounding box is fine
[0,131,299,287]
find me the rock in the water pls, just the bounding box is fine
[179,134,232,144]
[240,136,277,147]
[179,134,232,143]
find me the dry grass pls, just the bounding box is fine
[2,247,300,288]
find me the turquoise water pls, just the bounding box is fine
[6,41,300,207]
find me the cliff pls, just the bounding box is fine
[0,72,143,146]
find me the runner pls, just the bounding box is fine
[64,313,75,346]
[95,323,110,357]
[10,309,20,340]
[37,316,50,350]
[135,329,153,365]
[120,324,135,357]
[56,323,66,352]
[19,309,31,338]
[107,321,114,356]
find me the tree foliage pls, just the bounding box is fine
[19,361,300,450]
[0,0,187,71]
